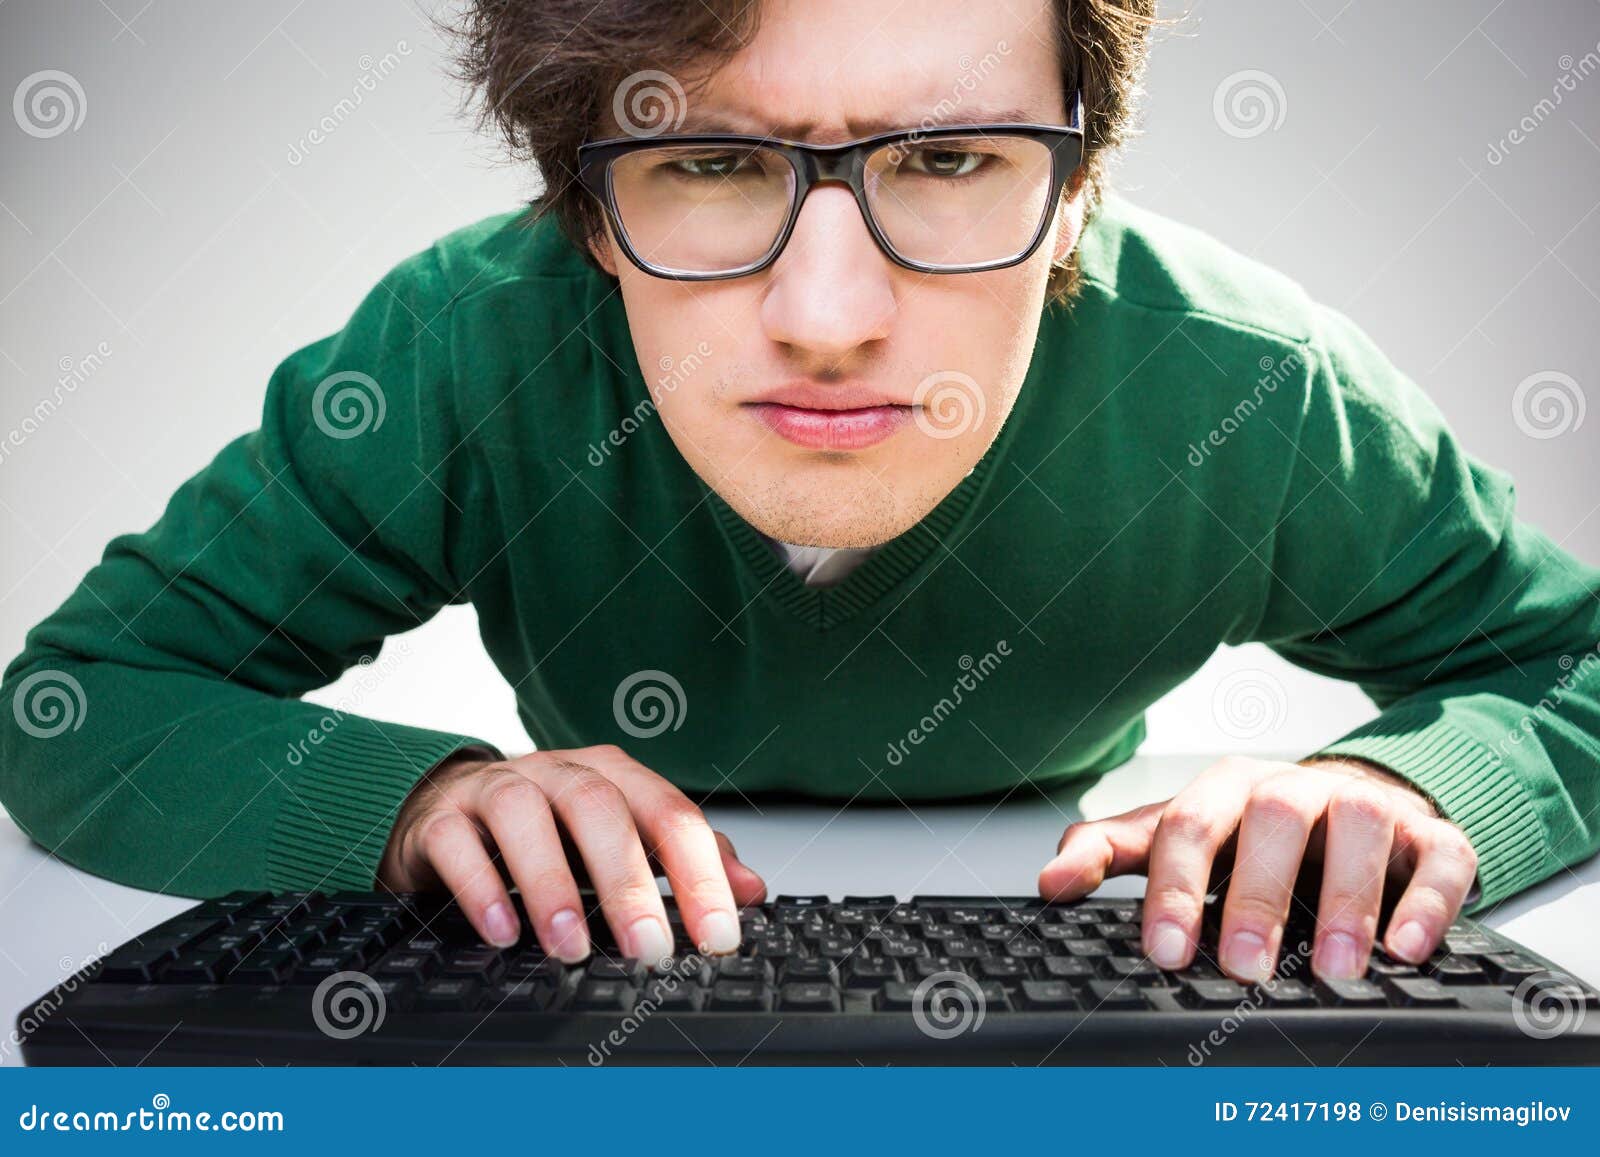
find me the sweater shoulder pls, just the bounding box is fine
[1072,195,1318,346]
[384,203,597,308]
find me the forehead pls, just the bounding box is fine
[602,0,1066,142]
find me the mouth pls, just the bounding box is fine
[743,382,916,451]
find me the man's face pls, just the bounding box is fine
[591,0,1083,548]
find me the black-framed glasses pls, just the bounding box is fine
[576,91,1084,280]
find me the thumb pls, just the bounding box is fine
[715,831,768,907]
[1038,800,1167,901]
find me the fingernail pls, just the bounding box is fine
[1147,920,1189,969]
[1222,930,1272,982]
[625,915,673,963]
[696,910,740,956]
[484,901,519,948]
[1389,919,1429,962]
[1318,931,1362,979]
[547,907,590,963]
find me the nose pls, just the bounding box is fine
[759,184,896,357]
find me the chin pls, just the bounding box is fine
[717,464,954,548]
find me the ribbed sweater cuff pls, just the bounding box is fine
[1311,706,1549,912]
[265,716,501,891]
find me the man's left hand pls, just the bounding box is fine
[1038,755,1478,982]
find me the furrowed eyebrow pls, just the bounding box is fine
[674,105,1052,142]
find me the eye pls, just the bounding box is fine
[661,150,764,180]
[901,146,990,179]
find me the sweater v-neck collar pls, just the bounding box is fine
[702,417,1018,631]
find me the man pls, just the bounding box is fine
[3,0,1597,987]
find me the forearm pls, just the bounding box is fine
[0,655,493,897]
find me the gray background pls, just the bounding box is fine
[2,0,1598,767]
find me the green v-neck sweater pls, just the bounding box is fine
[4,196,1599,910]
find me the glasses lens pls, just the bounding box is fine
[608,144,796,275]
[865,133,1055,268]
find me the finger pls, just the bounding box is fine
[1038,801,1165,901]
[472,770,590,963]
[1217,774,1327,983]
[625,783,742,956]
[1140,761,1262,970]
[1310,780,1395,979]
[530,762,675,963]
[715,831,768,907]
[1384,816,1478,963]
[416,809,521,948]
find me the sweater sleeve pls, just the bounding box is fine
[0,246,501,898]
[1251,302,1600,912]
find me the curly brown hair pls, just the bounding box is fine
[441,0,1159,307]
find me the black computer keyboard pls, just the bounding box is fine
[18,890,1600,1065]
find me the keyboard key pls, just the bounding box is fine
[707,981,772,1012]
[418,978,482,1012]
[715,958,772,983]
[572,980,635,1012]
[1020,980,1079,1010]
[491,980,556,1011]
[97,944,177,983]
[1086,979,1147,1009]
[1482,953,1545,984]
[1385,976,1457,1007]
[1183,979,1249,1008]
[1429,955,1488,985]
[1259,978,1316,1006]
[845,957,901,989]
[1041,957,1096,981]
[779,982,841,1012]
[781,959,838,985]
[1319,978,1386,1006]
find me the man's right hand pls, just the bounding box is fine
[376,745,766,962]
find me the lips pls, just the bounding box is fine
[744,381,915,451]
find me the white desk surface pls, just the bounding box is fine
[3,753,1597,1067]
